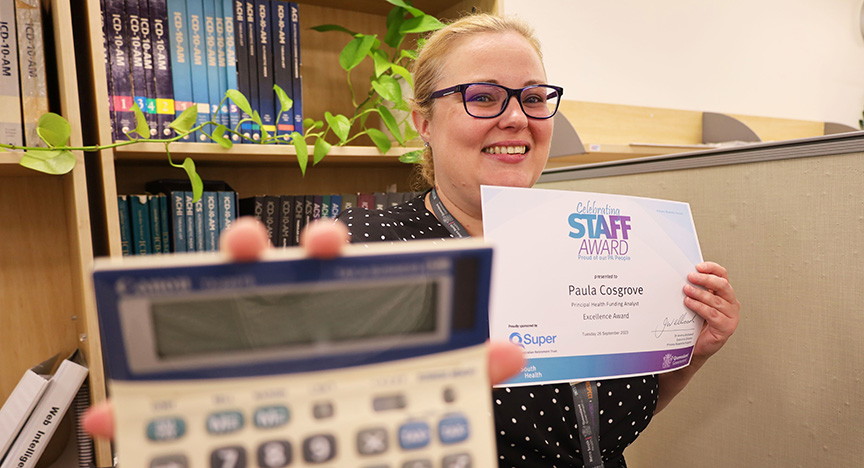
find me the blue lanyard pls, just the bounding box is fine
[429,188,470,238]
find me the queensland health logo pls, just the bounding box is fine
[568,200,632,261]
[509,331,557,349]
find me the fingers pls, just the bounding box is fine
[219,216,271,261]
[300,220,349,259]
[488,341,525,386]
[687,262,736,305]
[82,401,114,439]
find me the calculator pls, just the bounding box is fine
[92,240,496,468]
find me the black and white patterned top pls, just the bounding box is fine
[336,192,659,468]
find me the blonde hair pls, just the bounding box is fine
[409,13,544,189]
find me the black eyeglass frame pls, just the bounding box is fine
[428,82,564,120]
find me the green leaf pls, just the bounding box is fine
[339,34,376,72]
[251,110,263,126]
[273,84,293,114]
[399,149,424,164]
[226,89,253,117]
[384,6,407,48]
[377,105,403,145]
[303,118,316,130]
[170,106,198,133]
[292,132,308,176]
[310,24,358,36]
[181,157,203,202]
[366,128,392,154]
[313,137,331,165]
[399,14,444,34]
[400,49,418,61]
[131,103,150,139]
[384,0,424,17]
[36,113,71,148]
[402,122,419,142]
[371,74,402,103]
[19,149,76,175]
[324,112,351,144]
[371,49,391,78]
[211,124,233,149]
[390,64,413,89]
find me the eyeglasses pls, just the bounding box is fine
[429,82,564,119]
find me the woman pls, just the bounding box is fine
[335,13,740,468]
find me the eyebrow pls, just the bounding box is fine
[473,79,546,87]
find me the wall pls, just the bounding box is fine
[503,0,864,127]
[536,144,864,466]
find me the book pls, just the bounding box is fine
[340,192,357,212]
[262,195,280,246]
[217,190,236,236]
[202,0,223,131]
[148,194,164,254]
[287,2,301,133]
[129,194,152,255]
[213,0,230,128]
[277,194,293,247]
[0,351,88,468]
[270,0,292,141]
[194,192,205,251]
[242,0,258,140]
[168,190,186,252]
[255,0,275,137]
[373,192,386,210]
[137,0,160,137]
[14,0,48,147]
[99,0,116,139]
[292,194,304,246]
[303,194,313,229]
[320,194,330,218]
[231,0,250,139]
[106,0,135,140]
[0,355,57,459]
[0,0,23,147]
[126,0,150,137]
[184,191,195,251]
[158,194,171,254]
[166,0,194,141]
[117,195,132,256]
[357,192,374,210]
[202,191,218,251]
[185,0,210,142]
[222,0,239,138]
[329,194,342,218]
[311,194,321,221]
[150,0,176,139]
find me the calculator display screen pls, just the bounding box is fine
[150,281,437,359]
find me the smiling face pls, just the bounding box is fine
[412,31,554,220]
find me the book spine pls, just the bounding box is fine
[303,195,313,229]
[166,0,193,141]
[0,0,23,147]
[137,0,159,136]
[148,193,163,253]
[262,195,279,246]
[150,0,176,139]
[217,190,236,237]
[232,0,251,140]
[214,0,229,128]
[129,194,152,255]
[288,2,301,134]
[271,0,291,141]
[158,193,170,252]
[320,194,330,219]
[222,0,239,139]
[15,0,48,147]
[329,194,341,218]
[340,192,356,211]
[106,0,134,140]
[292,195,303,246]
[243,0,258,140]
[185,0,209,142]
[277,195,293,247]
[117,195,132,256]
[184,191,195,251]
[312,194,322,221]
[194,193,205,251]
[203,191,218,251]
[202,0,222,133]
[126,0,149,136]
[100,0,116,140]
[255,0,274,138]
[169,191,186,252]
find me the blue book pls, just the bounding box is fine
[166,0,193,141]
[242,0,259,140]
[125,0,150,137]
[231,0,251,140]
[184,191,196,251]
[186,0,210,142]
[202,191,219,251]
[288,2,301,134]
[203,0,223,131]
[217,190,237,237]
[271,0,292,141]
[194,193,205,251]
[138,0,160,136]
[168,191,186,252]
[222,0,240,139]
[255,0,275,138]
[158,194,170,253]
[117,195,133,256]
[106,0,134,140]
[214,0,231,129]
[150,0,176,139]
[329,194,341,219]
[148,194,164,254]
[130,194,152,255]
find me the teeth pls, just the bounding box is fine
[483,146,527,155]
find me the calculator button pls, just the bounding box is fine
[400,460,432,468]
[210,446,247,468]
[397,421,430,450]
[442,387,457,403]
[442,453,472,468]
[373,394,406,412]
[256,440,292,468]
[303,434,337,463]
[356,427,388,455]
[312,402,334,419]
[146,417,186,442]
[254,405,290,429]
[438,415,470,444]
[206,411,244,435]
[149,454,188,468]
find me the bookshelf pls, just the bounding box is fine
[0,0,108,465]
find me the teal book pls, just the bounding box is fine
[202,191,218,251]
[218,190,237,237]
[148,194,164,254]
[129,194,152,255]
[158,194,170,253]
[117,195,133,256]
[184,191,196,252]
[320,195,330,218]
[194,193,205,251]
[203,0,223,131]
[166,0,194,141]
[222,0,240,138]
[169,191,186,252]
[185,0,210,142]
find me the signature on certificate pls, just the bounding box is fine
[653,313,698,338]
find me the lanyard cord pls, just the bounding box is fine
[429,187,470,238]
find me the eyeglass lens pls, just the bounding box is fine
[463,84,560,118]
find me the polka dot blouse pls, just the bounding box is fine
[336,192,659,468]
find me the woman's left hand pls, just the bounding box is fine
[683,261,740,360]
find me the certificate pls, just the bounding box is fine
[481,186,704,386]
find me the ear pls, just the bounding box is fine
[412,109,431,143]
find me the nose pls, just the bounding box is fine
[498,95,528,129]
